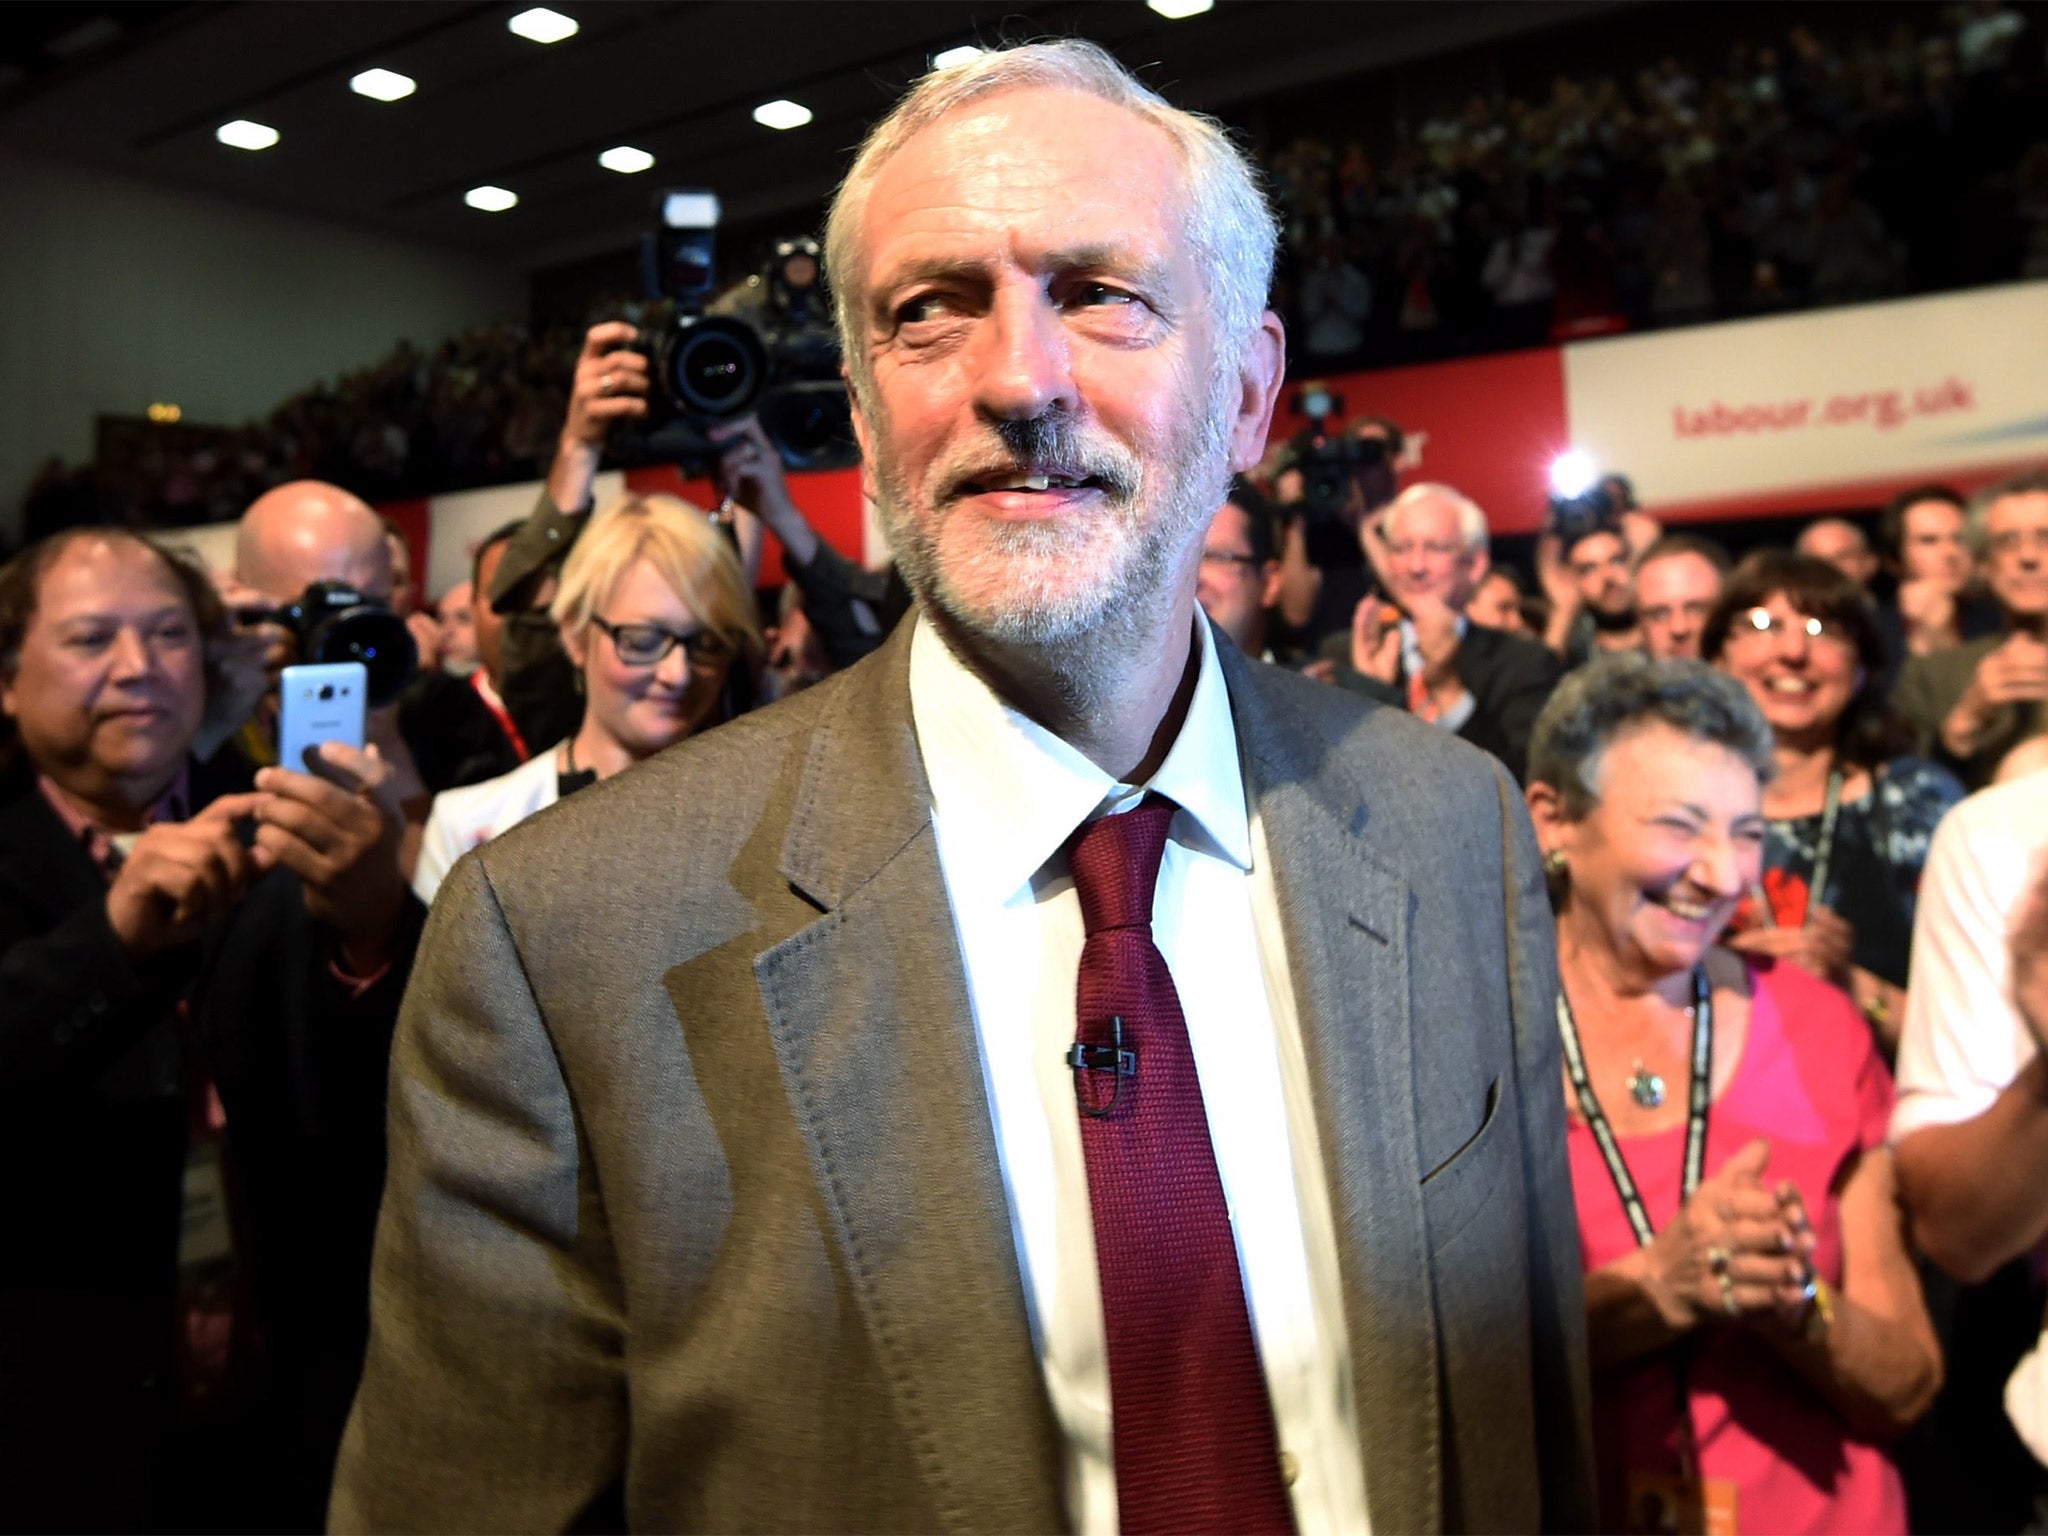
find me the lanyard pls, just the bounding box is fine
[1556,967,1713,1248]
[470,670,532,763]
[1803,769,1845,926]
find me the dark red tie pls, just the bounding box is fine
[1065,796,1296,1535]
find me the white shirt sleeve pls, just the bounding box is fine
[1891,793,2042,1144]
[412,798,464,908]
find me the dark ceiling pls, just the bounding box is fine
[0,0,1633,275]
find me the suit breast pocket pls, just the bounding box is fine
[1419,1075,1507,1252]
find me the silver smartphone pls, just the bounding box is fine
[277,661,367,773]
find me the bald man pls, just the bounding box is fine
[236,480,394,606]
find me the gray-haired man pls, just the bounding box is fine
[334,40,1591,1534]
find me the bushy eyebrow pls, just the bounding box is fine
[868,243,1173,314]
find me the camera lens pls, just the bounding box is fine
[319,684,335,700]
[665,316,765,418]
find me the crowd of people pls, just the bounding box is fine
[12,27,2048,1536]
[1270,0,2047,366]
[16,4,2048,543]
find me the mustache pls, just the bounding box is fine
[941,412,1142,503]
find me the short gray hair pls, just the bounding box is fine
[1383,482,1489,556]
[822,39,1277,406]
[1528,652,1774,816]
[1968,466,2048,553]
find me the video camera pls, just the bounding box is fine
[626,189,856,473]
[261,581,417,706]
[1286,385,1400,519]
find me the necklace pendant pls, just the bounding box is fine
[1628,1061,1666,1109]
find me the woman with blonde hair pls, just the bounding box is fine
[413,493,759,902]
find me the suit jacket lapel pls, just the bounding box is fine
[1222,641,1444,1535]
[754,620,1066,1534]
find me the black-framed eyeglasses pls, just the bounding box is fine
[590,616,737,668]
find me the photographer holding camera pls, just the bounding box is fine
[1272,408,1403,653]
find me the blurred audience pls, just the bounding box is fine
[1634,532,1730,660]
[1321,482,1561,778]
[1466,564,1535,638]
[397,520,531,797]
[1526,652,1938,1535]
[1895,471,2048,787]
[1197,478,1284,659]
[1265,3,2042,369]
[413,493,761,905]
[434,578,478,677]
[1706,552,1965,1052]
[1797,516,1882,590]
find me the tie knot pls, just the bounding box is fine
[1066,795,1176,937]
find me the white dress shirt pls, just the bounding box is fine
[908,614,1369,1536]
[1890,773,2048,1462]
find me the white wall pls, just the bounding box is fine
[0,148,525,543]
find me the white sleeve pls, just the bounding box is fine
[1891,800,2040,1143]
[411,797,465,908]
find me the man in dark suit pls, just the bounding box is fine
[397,519,534,792]
[336,39,1592,1534]
[1322,482,1564,779]
[0,527,418,1530]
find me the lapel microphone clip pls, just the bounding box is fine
[1067,1015,1139,1118]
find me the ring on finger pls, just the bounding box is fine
[601,373,617,395]
[1707,1245,1731,1275]
[1717,1271,1738,1316]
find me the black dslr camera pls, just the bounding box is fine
[626,190,855,472]
[265,582,417,706]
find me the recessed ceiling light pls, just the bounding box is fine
[464,185,518,212]
[507,7,578,44]
[216,119,279,151]
[598,145,655,174]
[932,45,984,70]
[350,67,416,102]
[1147,0,1214,16]
[752,98,812,131]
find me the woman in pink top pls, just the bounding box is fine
[1526,654,1940,1534]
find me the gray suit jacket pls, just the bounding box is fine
[332,617,1593,1534]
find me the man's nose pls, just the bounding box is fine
[108,626,154,679]
[974,285,1075,422]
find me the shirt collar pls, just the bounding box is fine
[37,765,191,880]
[908,612,1252,903]
[1399,612,1468,668]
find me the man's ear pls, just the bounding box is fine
[845,365,880,506]
[559,619,588,672]
[1226,312,1288,475]
[1259,559,1284,612]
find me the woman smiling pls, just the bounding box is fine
[413,493,760,904]
[1527,653,1938,1535]
[1705,551,1964,1053]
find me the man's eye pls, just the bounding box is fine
[895,294,951,325]
[1069,282,1134,308]
[66,630,113,651]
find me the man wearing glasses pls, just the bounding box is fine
[1895,470,2048,787]
[1195,476,1283,661]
